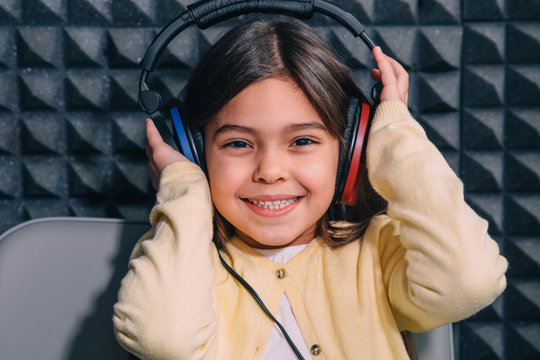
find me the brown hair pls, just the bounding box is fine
[183,17,386,248]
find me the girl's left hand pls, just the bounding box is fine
[370,46,409,105]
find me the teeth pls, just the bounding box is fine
[248,197,298,210]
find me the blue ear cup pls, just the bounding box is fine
[170,107,196,163]
[169,106,206,171]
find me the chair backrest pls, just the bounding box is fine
[0,217,147,360]
[413,323,454,360]
[0,217,454,360]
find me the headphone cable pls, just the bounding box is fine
[218,251,306,360]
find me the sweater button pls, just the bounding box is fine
[276,268,286,279]
[310,344,321,356]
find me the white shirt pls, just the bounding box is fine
[254,244,313,360]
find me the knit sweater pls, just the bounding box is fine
[113,101,507,360]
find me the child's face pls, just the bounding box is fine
[204,77,340,249]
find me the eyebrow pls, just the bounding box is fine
[283,122,327,133]
[213,122,327,140]
[213,124,255,140]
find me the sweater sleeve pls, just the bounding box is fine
[367,101,508,332]
[113,161,219,359]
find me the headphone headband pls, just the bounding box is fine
[139,0,373,74]
[189,0,314,27]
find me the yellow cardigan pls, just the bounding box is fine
[113,101,507,360]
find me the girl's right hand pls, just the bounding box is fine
[146,118,188,190]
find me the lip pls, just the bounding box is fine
[243,194,300,201]
[241,196,303,217]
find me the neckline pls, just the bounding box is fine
[253,243,309,264]
[224,236,321,269]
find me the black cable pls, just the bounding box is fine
[218,251,306,360]
[126,254,306,360]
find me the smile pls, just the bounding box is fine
[246,197,299,210]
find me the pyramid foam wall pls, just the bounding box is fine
[1,0,539,358]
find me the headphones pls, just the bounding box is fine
[138,0,379,207]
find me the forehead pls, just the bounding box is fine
[207,77,326,132]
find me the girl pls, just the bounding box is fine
[113,18,507,359]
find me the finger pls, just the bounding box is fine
[372,47,397,89]
[145,118,165,150]
[145,119,154,160]
[146,162,159,190]
[149,172,158,191]
[145,142,152,160]
[370,69,381,82]
[147,158,158,175]
[386,55,409,95]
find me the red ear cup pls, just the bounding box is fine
[340,102,371,206]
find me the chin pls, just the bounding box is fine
[237,227,315,249]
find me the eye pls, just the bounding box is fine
[292,137,317,146]
[224,140,251,148]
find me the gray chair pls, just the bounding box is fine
[0,217,147,360]
[0,217,454,360]
[413,324,454,360]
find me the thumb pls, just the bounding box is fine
[146,118,165,149]
[145,118,189,172]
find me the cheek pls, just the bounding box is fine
[206,153,245,206]
[323,143,340,199]
[300,144,340,198]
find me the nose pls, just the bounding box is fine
[253,147,288,184]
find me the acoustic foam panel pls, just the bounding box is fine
[1,0,539,358]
